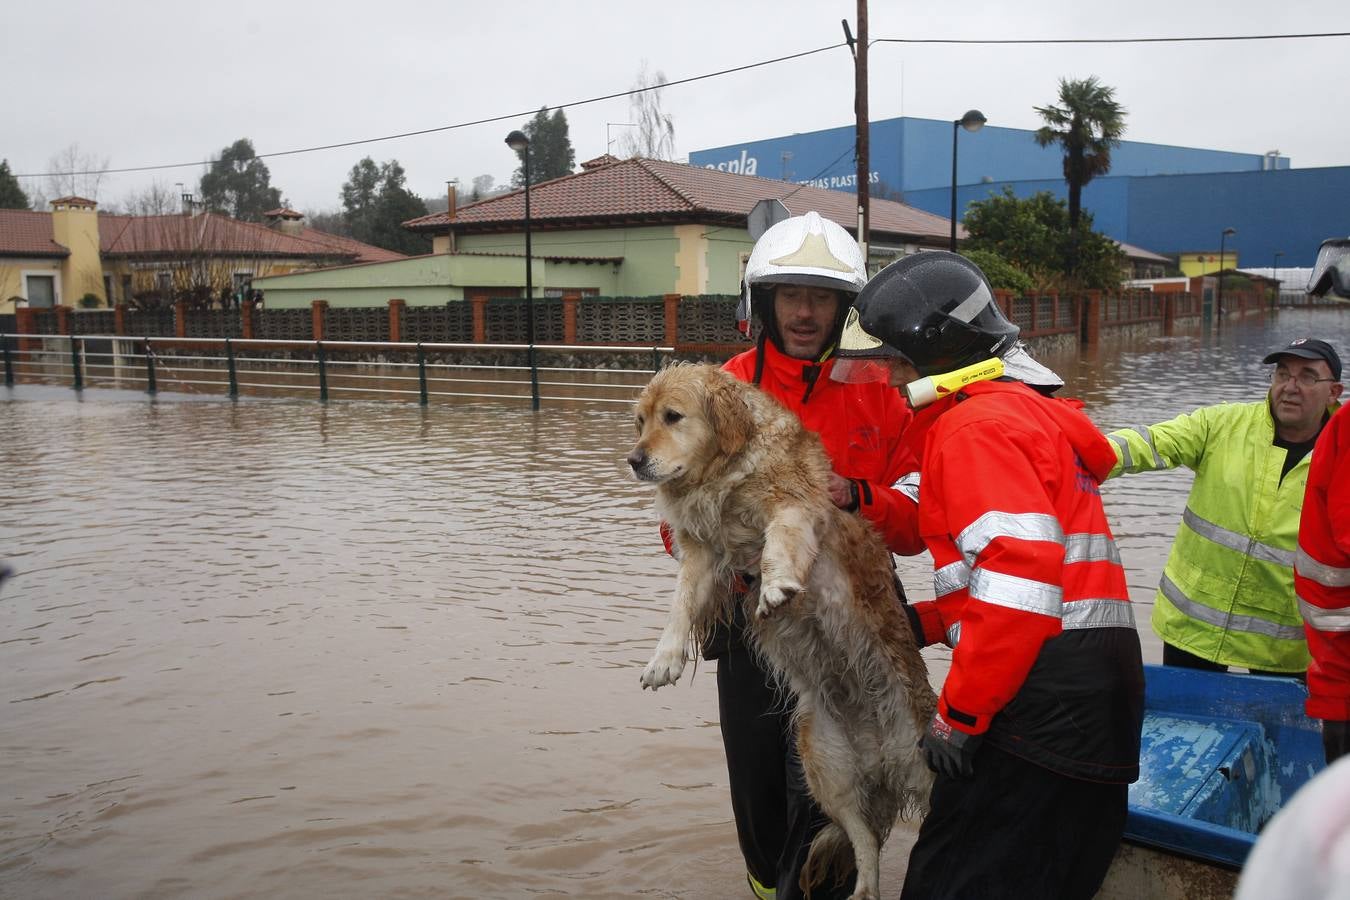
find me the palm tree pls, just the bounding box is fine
[1034,77,1126,235]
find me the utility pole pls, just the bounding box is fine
[843,3,869,260]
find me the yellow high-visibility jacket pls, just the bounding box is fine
[1107,400,1315,672]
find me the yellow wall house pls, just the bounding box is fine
[0,201,401,315]
[1178,250,1240,279]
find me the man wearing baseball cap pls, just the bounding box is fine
[1105,337,1342,676]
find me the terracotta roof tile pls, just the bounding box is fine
[404,157,952,243]
[1,208,403,265]
[295,226,406,263]
[97,212,399,263]
[0,209,69,258]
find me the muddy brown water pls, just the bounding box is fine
[3,309,1348,898]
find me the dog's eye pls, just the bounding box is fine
[663,410,684,425]
[635,415,644,432]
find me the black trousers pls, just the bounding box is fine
[901,745,1127,900]
[717,639,856,900]
[1163,641,1304,680]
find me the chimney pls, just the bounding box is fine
[264,208,305,236]
[181,192,194,215]
[446,181,457,219]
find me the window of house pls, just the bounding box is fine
[156,272,172,295]
[122,275,133,303]
[25,275,56,308]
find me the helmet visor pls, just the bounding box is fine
[830,357,895,385]
[1308,239,1350,299]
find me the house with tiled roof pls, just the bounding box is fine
[251,156,954,309]
[0,200,402,314]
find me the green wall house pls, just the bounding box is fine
[254,155,953,309]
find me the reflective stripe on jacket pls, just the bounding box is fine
[1296,407,1350,720]
[917,380,1144,783]
[1107,400,1313,672]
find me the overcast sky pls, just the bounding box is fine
[7,0,1349,216]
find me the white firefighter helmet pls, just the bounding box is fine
[736,211,867,336]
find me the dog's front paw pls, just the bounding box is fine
[640,646,687,691]
[755,580,803,619]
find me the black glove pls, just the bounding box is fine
[921,712,982,779]
[1324,719,1350,765]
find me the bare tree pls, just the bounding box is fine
[116,180,181,216]
[38,143,110,206]
[620,62,677,161]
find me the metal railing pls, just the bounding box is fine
[1,334,677,407]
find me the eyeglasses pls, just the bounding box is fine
[1272,369,1338,388]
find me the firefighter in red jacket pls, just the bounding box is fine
[1297,238,1350,766]
[834,251,1145,900]
[697,211,922,900]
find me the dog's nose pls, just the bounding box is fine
[626,448,646,470]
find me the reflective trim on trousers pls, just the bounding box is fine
[1064,533,1123,566]
[1183,507,1295,569]
[933,560,970,598]
[1297,545,1350,589]
[946,621,962,646]
[1298,596,1350,633]
[968,567,1063,618]
[1160,573,1305,641]
[892,471,920,504]
[956,511,1065,564]
[1062,597,1136,630]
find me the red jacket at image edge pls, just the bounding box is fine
[1296,406,1350,721]
[722,342,922,556]
[908,380,1144,783]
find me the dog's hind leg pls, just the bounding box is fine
[641,540,718,690]
[756,506,823,619]
[797,709,883,900]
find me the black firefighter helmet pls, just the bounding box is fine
[837,251,1019,376]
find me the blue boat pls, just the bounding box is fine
[1097,664,1325,899]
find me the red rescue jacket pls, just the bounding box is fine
[723,341,922,555]
[908,380,1144,782]
[1296,406,1350,721]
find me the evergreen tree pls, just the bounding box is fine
[199,138,283,222]
[963,187,1124,291]
[0,159,29,209]
[340,157,430,255]
[512,107,575,186]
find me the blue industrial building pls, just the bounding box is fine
[690,117,1345,267]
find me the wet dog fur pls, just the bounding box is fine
[626,362,936,900]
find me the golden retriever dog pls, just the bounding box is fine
[626,362,936,900]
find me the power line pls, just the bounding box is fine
[17,29,1349,182]
[872,30,1350,45]
[15,42,846,180]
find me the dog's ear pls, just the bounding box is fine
[705,373,753,458]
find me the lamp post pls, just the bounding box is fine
[1218,227,1236,315]
[950,109,987,251]
[1273,251,1284,307]
[505,129,540,410]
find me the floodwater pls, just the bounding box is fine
[2,308,1348,899]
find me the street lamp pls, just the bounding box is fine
[505,129,540,410]
[1218,227,1236,315]
[950,109,987,251]
[1273,251,1284,307]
